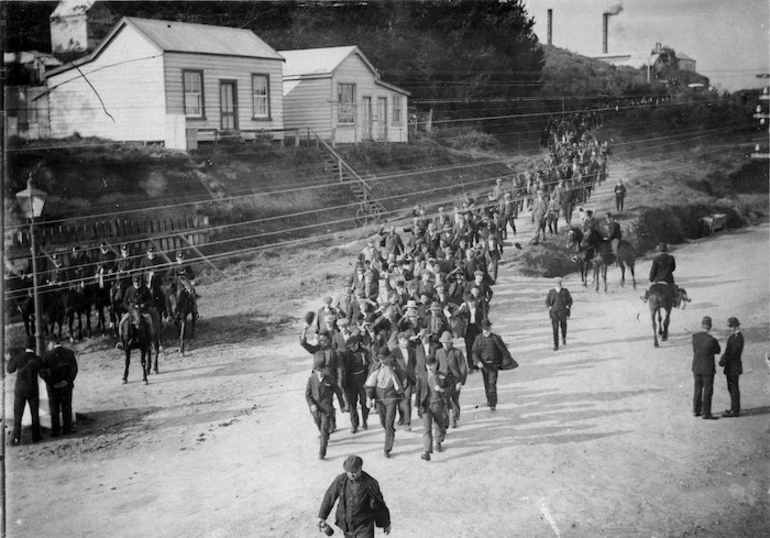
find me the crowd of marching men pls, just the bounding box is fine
[301,110,615,461]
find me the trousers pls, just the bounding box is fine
[693,373,715,417]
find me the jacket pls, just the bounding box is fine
[415,370,449,413]
[719,332,743,376]
[7,350,42,397]
[691,331,721,375]
[435,346,468,386]
[319,471,390,532]
[305,372,345,415]
[546,287,573,316]
[40,345,78,389]
[649,253,676,285]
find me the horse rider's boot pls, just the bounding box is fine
[640,290,649,303]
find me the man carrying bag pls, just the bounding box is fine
[471,319,518,411]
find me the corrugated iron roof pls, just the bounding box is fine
[126,17,283,59]
[278,46,364,77]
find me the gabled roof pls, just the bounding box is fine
[124,17,283,59]
[47,16,282,77]
[677,52,694,61]
[278,46,375,78]
[278,45,409,96]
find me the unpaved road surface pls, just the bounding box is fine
[4,197,769,537]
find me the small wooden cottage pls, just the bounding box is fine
[45,17,285,149]
[279,46,410,144]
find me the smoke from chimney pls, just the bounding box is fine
[603,2,624,16]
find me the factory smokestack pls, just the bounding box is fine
[547,9,553,46]
[602,3,624,54]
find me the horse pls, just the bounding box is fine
[41,286,65,340]
[5,272,35,336]
[164,282,195,355]
[109,279,128,339]
[63,281,92,341]
[90,276,112,335]
[646,283,691,347]
[566,227,589,286]
[581,228,638,292]
[117,305,161,383]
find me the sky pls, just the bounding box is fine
[524,0,770,92]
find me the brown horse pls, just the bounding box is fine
[646,283,691,347]
[566,227,589,286]
[581,228,637,292]
[118,305,161,383]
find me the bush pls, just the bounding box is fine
[636,204,745,253]
[434,127,499,151]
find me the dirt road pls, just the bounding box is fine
[4,213,769,536]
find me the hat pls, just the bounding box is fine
[606,212,613,218]
[25,335,36,350]
[481,319,492,330]
[439,331,453,343]
[132,274,142,283]
[322,296,332,305]
[346,335,361,347]
[336,318,350,327]
[378,349,395,365]
[52,253,59,260]
[317,330,332,341]
[176,250,184,258]
[121,244,128,250]
[406,300,418,309]
[473,270,484,277]
[343,455,363,472]
[363,313,377,325]
[701,316,712,328]
[586,210,593,216]
[429,302,442,311]
[146,245,155,253]
[313,356,326,370]
[727,317,740,328]
[397,331,411,340]
[554,277,563,285]
[658,243,668,252]
[99,241,107,248]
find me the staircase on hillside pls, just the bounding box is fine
[314,134,386,225]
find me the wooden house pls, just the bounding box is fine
[279,46,410,144]
[44,17,285,149]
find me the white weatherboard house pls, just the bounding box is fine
[45,17,285,149]
[279,46,409,144]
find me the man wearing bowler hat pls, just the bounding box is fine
[318,455,391,536]
[691,316,721,420]
[545,277,573,351]
[719,317,744,417]
[471,319,507,410]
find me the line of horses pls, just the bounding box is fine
[565,226,691,347]
[6,271,197,384]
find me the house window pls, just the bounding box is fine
[183,70,204,118]
[338,83,356,124]
[252,74,270,119]
[393,96,402,124]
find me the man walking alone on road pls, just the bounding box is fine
[318,455,391,536]
[546,277,572,351]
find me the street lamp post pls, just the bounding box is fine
[15,178,47,357]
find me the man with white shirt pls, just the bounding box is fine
[365,349,408,458]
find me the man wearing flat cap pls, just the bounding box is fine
[545,277,573,351]
[719,317,744,417]
[306,354,346,460]
[691,316,721,420]
[365,349,408,458]
[319,455,391,536]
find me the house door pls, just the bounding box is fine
[361,97,372,140]
[220,81,238,130]
[376,97,387,141]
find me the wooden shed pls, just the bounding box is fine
[279,46,409,144]
[45,17,285,149]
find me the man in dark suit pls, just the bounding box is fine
[545,277,573,351]
[7,336,42,445]
[719,317,744,417]
[40,337,79,437]
[692,316,721,420]
[471,319,506,411]
[306,355,346,460]
[393,332,418,431]
[649,242,676,286]
[435,331,467,429]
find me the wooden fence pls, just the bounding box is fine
[6,214,211,261]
